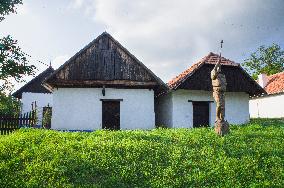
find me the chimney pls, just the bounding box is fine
[258,73,268,88]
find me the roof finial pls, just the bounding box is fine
[49,60,52,68]
[220,40,224,57]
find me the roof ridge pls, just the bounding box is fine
[44,32,107,82]
[44,32,168,90]
[103,33,168,89]
[167,52,235,88]
[208,52,240,65]
[19,67,54,88]
[167,52,266,95]
[167,54,208,86]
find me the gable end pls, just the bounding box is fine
[44,32,167,95]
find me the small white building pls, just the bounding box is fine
[249,72,284,118]
[156,53,265,128]
[44,32,167,130]
[12,67,54,127]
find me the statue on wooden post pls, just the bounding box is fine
[211,41,229,136]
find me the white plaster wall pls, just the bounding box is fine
[225,92,250,124]
[155,93,173,127]
[171,90,216,128]
[169,90,249,128]
[249,94,284,118]
[21,92,53,125]
[52,88,155,130]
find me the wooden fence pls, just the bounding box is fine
[0,111,36,135]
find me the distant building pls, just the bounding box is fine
[13,67,54,126]
[249,72,284,118]
[156,53,265,128]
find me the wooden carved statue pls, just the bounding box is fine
[211,50,230,136]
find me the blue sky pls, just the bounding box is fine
[0,0,284,90]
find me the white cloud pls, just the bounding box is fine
[52,55,69,69]
[69,0,85,9]
[68,0,284,82]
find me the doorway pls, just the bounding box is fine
[102,100,120,130]
[193,101,209,127]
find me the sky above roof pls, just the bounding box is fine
[1,0,284,91]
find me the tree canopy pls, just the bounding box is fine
[0,0,36,93]
[0,0,36,114]
[243,44,284,80]
[0,0,22,21]
[0,35,36,92]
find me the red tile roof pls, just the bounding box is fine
[264,72,284,95]
[168,52,239,89]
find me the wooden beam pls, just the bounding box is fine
[100,99,123,102]
[188,100,214,103]
[49,80,158,87]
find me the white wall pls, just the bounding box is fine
[249,94,284,118]
[157,90,250,128]
[52,88,155,130]
[225,92,250,124]
[21,92,53,125]
[172,90,216,128]
[155,92,173,127]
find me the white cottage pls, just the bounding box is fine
[12,67,54,126]
[249,72,284,118]
[44,32,167,130]
[156,53,265,128]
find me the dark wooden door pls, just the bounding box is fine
[193,102,209,128]
[102,101,120,130]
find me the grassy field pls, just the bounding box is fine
[0,119,283,187]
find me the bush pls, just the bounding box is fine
[0,120,283,187]
[0,93,20,115]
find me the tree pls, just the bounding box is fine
[0,35,36,92]
[0,93,20,115]
[0,0,36,115]
[243,44,284,80]
[0,0,22,21]
[0,0,35,92]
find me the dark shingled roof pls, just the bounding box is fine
[44,32,168,96]
[12,67,55,99]
[167,52,266,97]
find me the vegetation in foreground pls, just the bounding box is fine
[0,119,283,187]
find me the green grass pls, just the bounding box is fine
[0,119,284,187]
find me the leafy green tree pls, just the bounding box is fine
[0,0,35,114]
[0,0,22,21]
[0,93,20,115]
[0,36,34,115]
[0,35,36,92]
[0,0,34,92]
[243,44,284,79]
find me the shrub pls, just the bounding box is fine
[42,108,52,129]
[0,120,283,187]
